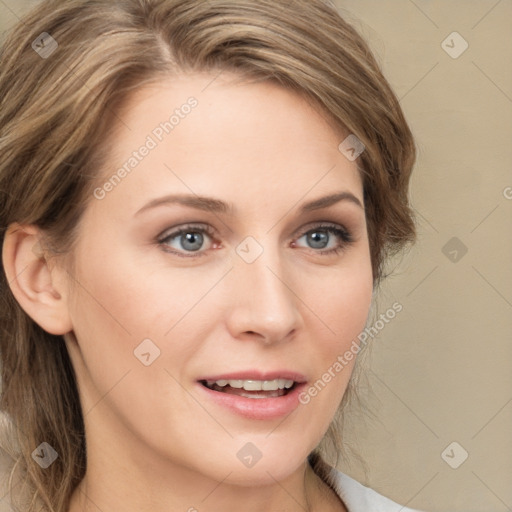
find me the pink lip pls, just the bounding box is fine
[196,370,308,421]
[198,370,308,383]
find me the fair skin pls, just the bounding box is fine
[3,73,373,511]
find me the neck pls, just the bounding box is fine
[67,445,344,512]
[66,398,346,512]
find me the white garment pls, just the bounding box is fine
[0,463,425,512]
[0,411,425,512]
[329,467,425,512]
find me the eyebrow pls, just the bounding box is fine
[134,191,363,217]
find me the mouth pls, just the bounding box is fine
[200,378,298,399]
[197,372,307,419]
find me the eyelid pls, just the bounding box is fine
[157,222,215,241]
[293,222,354,254]
[295,221,351,238]
[157,220,354,257]
[157,223,217,258]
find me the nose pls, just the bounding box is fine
[224,242,302,345]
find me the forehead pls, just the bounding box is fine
[89,72,363,219]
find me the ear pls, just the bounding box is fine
[2,223,73,335]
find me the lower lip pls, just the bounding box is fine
[197,382,306,420]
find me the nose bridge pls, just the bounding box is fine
[227,236,301,342]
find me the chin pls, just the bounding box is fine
[201,435,314,487]
[221,462,304,488]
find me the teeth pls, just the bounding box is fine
[262,380,278,391]
[244,380,263,391]
[206,379,295,391]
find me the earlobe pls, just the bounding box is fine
[2,223,73,335]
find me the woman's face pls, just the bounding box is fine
[62,73,373,486]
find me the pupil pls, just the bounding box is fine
[309,231,328,249]
[183,232,203,251]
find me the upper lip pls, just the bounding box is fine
[198,371,308,383]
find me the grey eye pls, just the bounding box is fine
[305,231,330,249]
[175,231,205,252]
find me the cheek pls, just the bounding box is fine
[307,257,373,349]
[298,256,373,407]
[70,249,203,341]
[66,247,219,397]
[66,257,203,432]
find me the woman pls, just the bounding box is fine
[0,0,423,511]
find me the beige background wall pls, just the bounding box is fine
[333,2,512,511]
[1,1,511,511]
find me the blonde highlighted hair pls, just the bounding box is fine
[0,0,416,510]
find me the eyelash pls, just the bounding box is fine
[157,223,354,259]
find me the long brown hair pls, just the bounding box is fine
[0,1,416,510]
